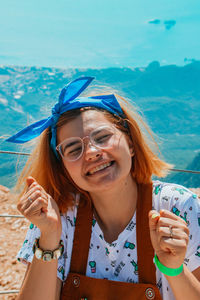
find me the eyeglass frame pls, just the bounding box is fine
[55,124,120,161]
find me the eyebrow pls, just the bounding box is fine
[64,140,81,149]
[92,128,107,135]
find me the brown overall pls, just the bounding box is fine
[61,183,162,300]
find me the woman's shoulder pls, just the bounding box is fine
[152,180,199,214]
[153,180,197,198]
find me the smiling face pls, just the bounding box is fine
[57,110,134,193]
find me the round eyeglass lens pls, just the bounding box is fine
[90,126,115,148]
[59,137,83,161]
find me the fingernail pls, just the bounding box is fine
[152,213,159,219]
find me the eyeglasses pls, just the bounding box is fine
[56,125,117,161]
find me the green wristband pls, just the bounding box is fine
[154,254,183,276]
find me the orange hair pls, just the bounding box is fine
[16,95,172,213]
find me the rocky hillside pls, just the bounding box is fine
[0,186,28,300]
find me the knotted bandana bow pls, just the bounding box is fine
[6,76,124,158]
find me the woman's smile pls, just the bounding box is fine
[57,110,134,193]
[86,160,114,176]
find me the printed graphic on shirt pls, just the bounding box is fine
[89,261,96,273]
[126,220,136,231]
[156,278,162,290]
[198,213,200,226]
[124,241,135,250]
[126,277,135,283]
[184,258,190,265]
[105,247,110,256]
[111,260,116,268]
[130,260,138,275]
[154,184,161,195]
[58,266,65,280]
[195,246,200,257]
[114,261,125,277]
[24,253,30,260]
[171,206,190,225]
[180,211,189,225]
[171,187,188,195]
[29,223,34,229]
[109,242,117,247]
[162,196,170,202]
[66,216,74,227]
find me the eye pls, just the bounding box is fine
[68,146,82,156]
[61,140,82,157]
[94,133,113,144]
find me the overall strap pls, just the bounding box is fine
[69,183,156,284]
[136,183,156,284]
[69,197,93,274]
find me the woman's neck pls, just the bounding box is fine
[90,175,138,243]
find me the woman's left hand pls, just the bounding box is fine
[149,209,190,269]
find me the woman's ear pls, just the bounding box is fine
[130,146,135,157]
[128,138,135,157]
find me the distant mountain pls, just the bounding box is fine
[0,61,200,188]
[166,152,200,188]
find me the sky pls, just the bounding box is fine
[0,0,200,68]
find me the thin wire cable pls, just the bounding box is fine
[0,150,30,156]
[170,168,200,174]
[0,214,24,218]
[0,290,19,294]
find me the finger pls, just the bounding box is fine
[157,226,189,241]
[158,217,189,235]
[26,176,36,188]
[20,184,45,204]
[149,210,160,231]
[26,177,46,197]
[20,190,48,212]
[23,197,48,217]
[19,183,48,211]
[26,180,45,195]
[160,235,189,253]
[160,209,187,225]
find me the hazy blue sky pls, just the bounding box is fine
[0,0,200,68]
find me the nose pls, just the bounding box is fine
[84,142,102,161]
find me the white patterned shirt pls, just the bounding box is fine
[17,181,200,300]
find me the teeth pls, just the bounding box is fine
[89,162,112,175]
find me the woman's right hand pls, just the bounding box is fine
[18,176,62,247]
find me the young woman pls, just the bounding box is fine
[7,77,200,299]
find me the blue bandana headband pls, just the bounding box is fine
[6,76,125,158]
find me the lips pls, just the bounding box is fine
[86,161,114,176]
